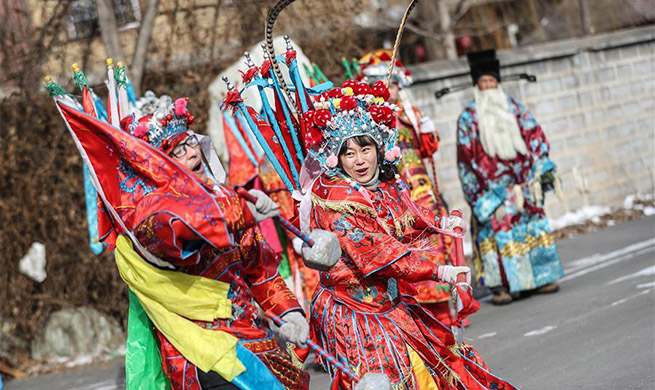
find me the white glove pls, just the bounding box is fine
[419,116,436,134]
[278,311,309,349]
[439,265,471,285]
[292,237,304,256]
[301,230,342,271]
[439,215,467,233]
[245,189,280,222]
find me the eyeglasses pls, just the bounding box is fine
[170,134,199,159]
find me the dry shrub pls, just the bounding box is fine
[0,91,126,365]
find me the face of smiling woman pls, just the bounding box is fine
[338,137,379,184]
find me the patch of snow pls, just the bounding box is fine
[549,205,611,231]
[18,242,47,283]
[624,192,655,210]
[624,194,636,209]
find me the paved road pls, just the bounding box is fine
[6,216,654,390]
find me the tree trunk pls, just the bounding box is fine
[130,0,160,95]
[437,0,457,60]
[578,0,594,35]
[95,0,124,61]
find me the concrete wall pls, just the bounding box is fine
[406,26,655,223]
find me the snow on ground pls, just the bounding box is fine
[549,205,611,231]
[549,193,655,231]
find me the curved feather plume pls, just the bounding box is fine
[387,0,420,86]
[264,0,299,112]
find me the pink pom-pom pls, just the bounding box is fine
[385,146,401,162]
[174,98,188,116]
[326,154,338,168]
[134,123,149,138]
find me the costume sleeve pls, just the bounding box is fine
[312,200,439,283]
[240,228,303,319]
[456,111,507,223]
[133,189,257,267]
[513,99,557,180]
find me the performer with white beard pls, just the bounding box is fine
[456,50,563,305]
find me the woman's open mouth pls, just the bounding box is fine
[355,167,369,177]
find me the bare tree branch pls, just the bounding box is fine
[95,0,124,60]
[130,0,160,95]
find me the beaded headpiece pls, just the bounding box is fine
[359,49,413,88]
[303,79,401,176]
[122,96,195,152]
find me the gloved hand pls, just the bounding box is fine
[245,189,280,222]
[438,265,471,285]
[292,237,304,256]
[439,214,467,233]
[278,311,309,349]
[301,230,342,271]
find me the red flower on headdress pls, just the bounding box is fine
[313,109,332,127]
[378,51,392,61]
[342,79,358,89]
[320,88,342,102]
[340,95,358,111]
[353,82,372,96]
[369,105,395,127]
[327,88,343,98]
[303,126,323,151]
[371,80,390,100]
[405,69,412,76]
[302,110,315,125]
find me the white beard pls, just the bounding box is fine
[474,86,528,160]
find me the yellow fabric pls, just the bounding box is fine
[114,235,246,380]
[407,344,439,390]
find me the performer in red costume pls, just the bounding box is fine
[47,75,312,390]
[359,50,456,325]
[301,79,519,390]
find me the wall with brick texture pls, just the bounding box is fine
[406,26,655,224]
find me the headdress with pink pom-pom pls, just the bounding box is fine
[303,78,402,176]
[123,96,195,152]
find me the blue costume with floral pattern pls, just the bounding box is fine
[457,96,563,293]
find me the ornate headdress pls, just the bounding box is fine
[135,90,172,117]
[359,49,413,88]
[302,79,401,176]
[122,96,195,152]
